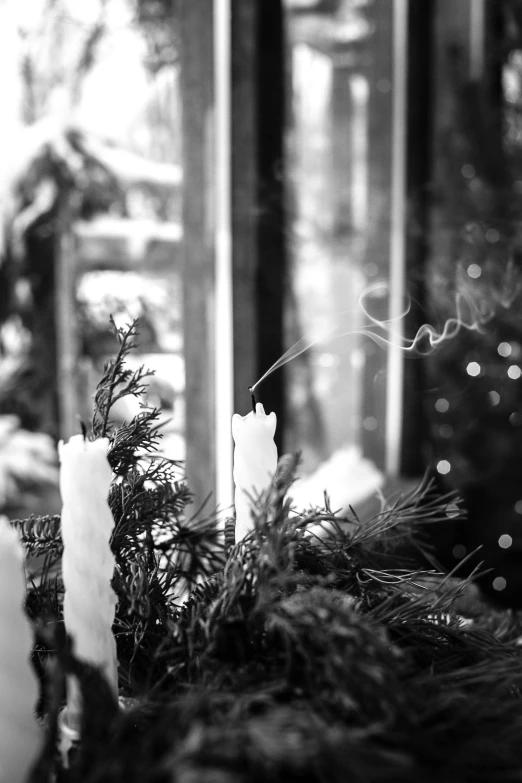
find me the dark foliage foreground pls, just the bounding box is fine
[12,321,522,783]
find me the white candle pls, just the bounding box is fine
[232,402,278,541]
[0,518,42,783]
[59,435,118,730]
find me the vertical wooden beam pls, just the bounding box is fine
[231,0,258,414]
[361,0,393,470]
[214,0,234,512]
[231,0,287,449]
[400,0,434,476]
[385,0,408,477]
[255,0,286,449]
[179,0,216,507]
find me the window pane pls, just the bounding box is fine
[284,0,396,506]
[0,1,217,514]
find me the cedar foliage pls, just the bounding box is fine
[11,320,522,782]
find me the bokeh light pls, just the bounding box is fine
[467,263,481,278]
[488,390,500,405]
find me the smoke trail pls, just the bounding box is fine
[251,283,407,392]
[251,261,513,393]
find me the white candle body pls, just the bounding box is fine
[59,435,118,729]
[0,519,41,783]
[232,403,277,541]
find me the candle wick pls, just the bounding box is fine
[248,386,256,414]
[79,420,87,440]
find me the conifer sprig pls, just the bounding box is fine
[11,514,62,555]
[92,317,154,439]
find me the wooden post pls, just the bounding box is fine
[179,0,216,507]
[231,0,287,449]
[214,0,234,513]
[231,0,258,414]
[385,0,408,477]
[255,0,286,448]
[400,0,434,476]
[361,0,394,471]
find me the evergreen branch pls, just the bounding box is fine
[11,514,62,555]
[107,408,163,475]
[92,316,155,438]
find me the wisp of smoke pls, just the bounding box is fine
[251,260,518,394]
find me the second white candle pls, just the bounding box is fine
[232,402,278,542]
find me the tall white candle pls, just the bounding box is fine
[59,435,118,730]
[232,402,278,541]
[0,518,42,783]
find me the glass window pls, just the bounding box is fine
[0,0,220,514]
[283,0,406,508]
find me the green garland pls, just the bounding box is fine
[12,321,522,782]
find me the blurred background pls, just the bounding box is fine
[2,0,522,604]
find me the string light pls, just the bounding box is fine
[508,365,521,379]
[498,342,512,357]
[435,398,449,412]
[498,534,513,549]
[492,576,507,591]
[437,459,451,475]
[466,361,481,376]
[467,263,481,278]
[488,391,500,405]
